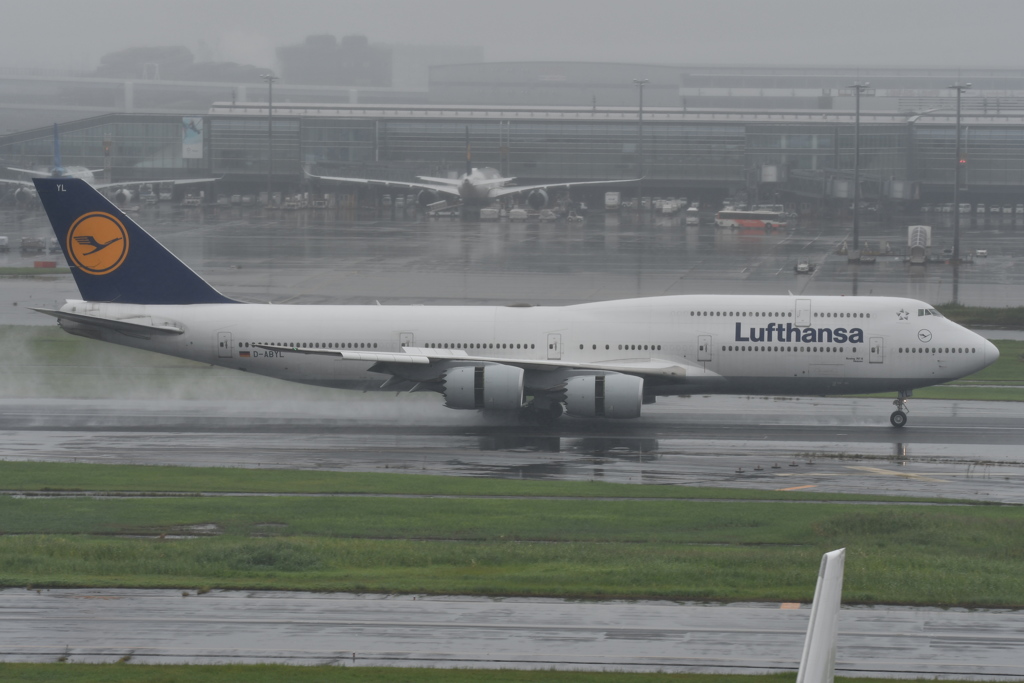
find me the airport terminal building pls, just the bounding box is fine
[3,63,1024,208]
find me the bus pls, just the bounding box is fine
[714,209,787,230]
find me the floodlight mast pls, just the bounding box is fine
[950,82,971,264]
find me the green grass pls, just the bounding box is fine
[2,463,1023,606]
[0,267,71,276]
[0,667,956,683]
[936,302,1024,329]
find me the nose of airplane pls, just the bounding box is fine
[983,337,1000,368]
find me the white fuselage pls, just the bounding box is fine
[56,294,997,399]
[457,167,506,205]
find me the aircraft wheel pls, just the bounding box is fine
[535,402,564,426]
[890,411,908,428]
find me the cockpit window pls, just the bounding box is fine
[918,308,944,317]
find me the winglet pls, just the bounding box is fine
[33,177,238,305]
[797,548,845,683]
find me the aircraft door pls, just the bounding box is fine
[399,332,414,348]
[795,299,811,327]
[697,335,712,362]
[547,333,562,360]
[869,337,884,363]
[217,332,232,358]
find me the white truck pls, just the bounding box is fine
[604,191,621,211]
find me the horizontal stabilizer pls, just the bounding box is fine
[31,307,184,335]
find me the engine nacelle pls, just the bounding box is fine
[443,364,524,411]
[417,189,439,208]
[526,189,548,210]
[564,373,643,419]
[111,188,134,204]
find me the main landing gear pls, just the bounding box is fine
[890,390,912,428]
[521,399,564,426]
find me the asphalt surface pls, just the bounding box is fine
[1,588,1022,677]
[2,395,1023,502]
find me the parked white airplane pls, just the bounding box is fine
[31,177,997,426]
[1,124,217,202]
[305,129,640,209]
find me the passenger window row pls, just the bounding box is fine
[577,344,664,351]
[425,342,535,350]
[240,341,377,349]
[690,311,870,319]
[899,347,975,354]
[724,345,849,353]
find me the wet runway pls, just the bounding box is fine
[2,588,1023,677]
[3,395,1023,502]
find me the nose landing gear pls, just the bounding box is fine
[890,390,912,428]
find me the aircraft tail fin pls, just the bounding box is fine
[465,125,472,177]
[33,177,238,305]
[796,548,845,683]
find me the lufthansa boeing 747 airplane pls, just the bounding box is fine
[31,178,998,427]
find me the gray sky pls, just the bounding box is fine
[3,0,1022,72]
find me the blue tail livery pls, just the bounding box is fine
[34,177,237,304]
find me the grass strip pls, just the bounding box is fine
[2,494,1023,606]
[0,461,971,504]
[0,267,71,276]
[936,303,1024,329]
[0,665,947,683]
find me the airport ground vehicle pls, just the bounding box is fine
[715,209,787,230]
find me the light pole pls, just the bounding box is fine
[633,78,648,222]
[261,72,278,207]
[849,82,870,258]
[949,82,971,264]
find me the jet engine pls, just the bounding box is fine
[417,189,439,208]
[443,364,524,411]
[564,373,644,419]
[526,189,548,209]
[111,188,134,204]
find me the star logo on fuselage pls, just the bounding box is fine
[897,309,910,321]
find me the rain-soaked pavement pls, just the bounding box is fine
[3,203,1024,675]
[2,588,1024,677]
[2,395,1023,502]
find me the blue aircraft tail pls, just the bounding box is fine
[34,177,237,304]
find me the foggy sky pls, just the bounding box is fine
[3,0,1022,73]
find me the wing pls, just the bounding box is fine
[0,177,34,188]
[303,167,461,198]
[252,343,705,381]
[93,178,220,190]
[490,177,642,199]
